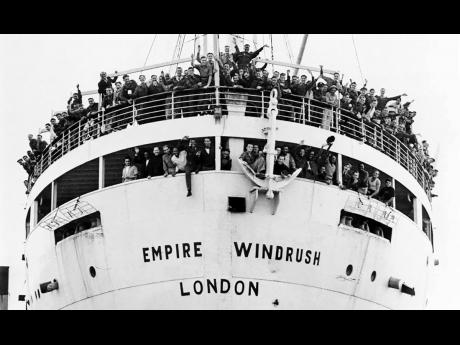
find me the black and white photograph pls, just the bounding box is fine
[0,33,457,310]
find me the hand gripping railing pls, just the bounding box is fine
[31,87,432,198]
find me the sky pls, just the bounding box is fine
[0,34,459,309]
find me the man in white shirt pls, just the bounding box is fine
[171,147,187,172]
[38,122,54,145]
[122,157,138,182]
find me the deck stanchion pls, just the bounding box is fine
[132,99,136,124]
[261,91,265,118]
[78,120,81,147]
[337,153,343,186]
[302,98,305,124]
[336,108,340,133]
[307,98,311,123]
[171,92,175,119]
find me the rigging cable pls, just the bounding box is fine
[193,34,197,62]
[262,34,267,59]
[173,34,186,73]
[270,34,274,74]
[351,34,365,84]
[170,34,182,74]
[143,34,158,67]
[283,34,294,64]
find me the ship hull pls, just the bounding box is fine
[24,171,434,309]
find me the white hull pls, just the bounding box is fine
[25,171,434,309]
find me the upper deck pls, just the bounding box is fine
[24,87,435,244]
[29,87,433,199]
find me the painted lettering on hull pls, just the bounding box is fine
[180,279,259,297]
[233,242,321,266]
[142,242,202,262]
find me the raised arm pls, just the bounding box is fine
[386,93,408,101]
[249,45,267,59]
[109,74,118,83]
[233,36,240,55]
[77,84,82,103]
[191,53,198,67]
[195,45,202,63]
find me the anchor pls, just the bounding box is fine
[238,89,302,215]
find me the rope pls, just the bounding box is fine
[351,34,364,84]
[143,34,158,67]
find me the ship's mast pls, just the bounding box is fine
[294,34,309,76]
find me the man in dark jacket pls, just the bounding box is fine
[175,67,199,117]
[245,70,265,117]
[199,137,215,171]
[133,75,150,124]
[305,150,319,180]
[233,40,269,71]
[148,75,166,120]
[294,144,309,178]
[140,150,155,178]
[120,74,138,104]
[375,88,407,111]
[98,71,118,95]
[150,147,164,177]
[177,136,202,197]
[28,134,38,155]
[36,134,48,156]
[221,149,232,171]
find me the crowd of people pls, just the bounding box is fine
[121,137,227,197]
[19,38,437,198]
[120,135,395,207]
[239,140,395,206]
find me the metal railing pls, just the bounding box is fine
[30,87,433,198]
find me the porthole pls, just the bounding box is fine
[346,265,353,276]
[371,271,377,282]
[89,266,96,278]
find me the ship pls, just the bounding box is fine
[21,34,437,309]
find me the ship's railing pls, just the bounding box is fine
[31,87,432,198]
